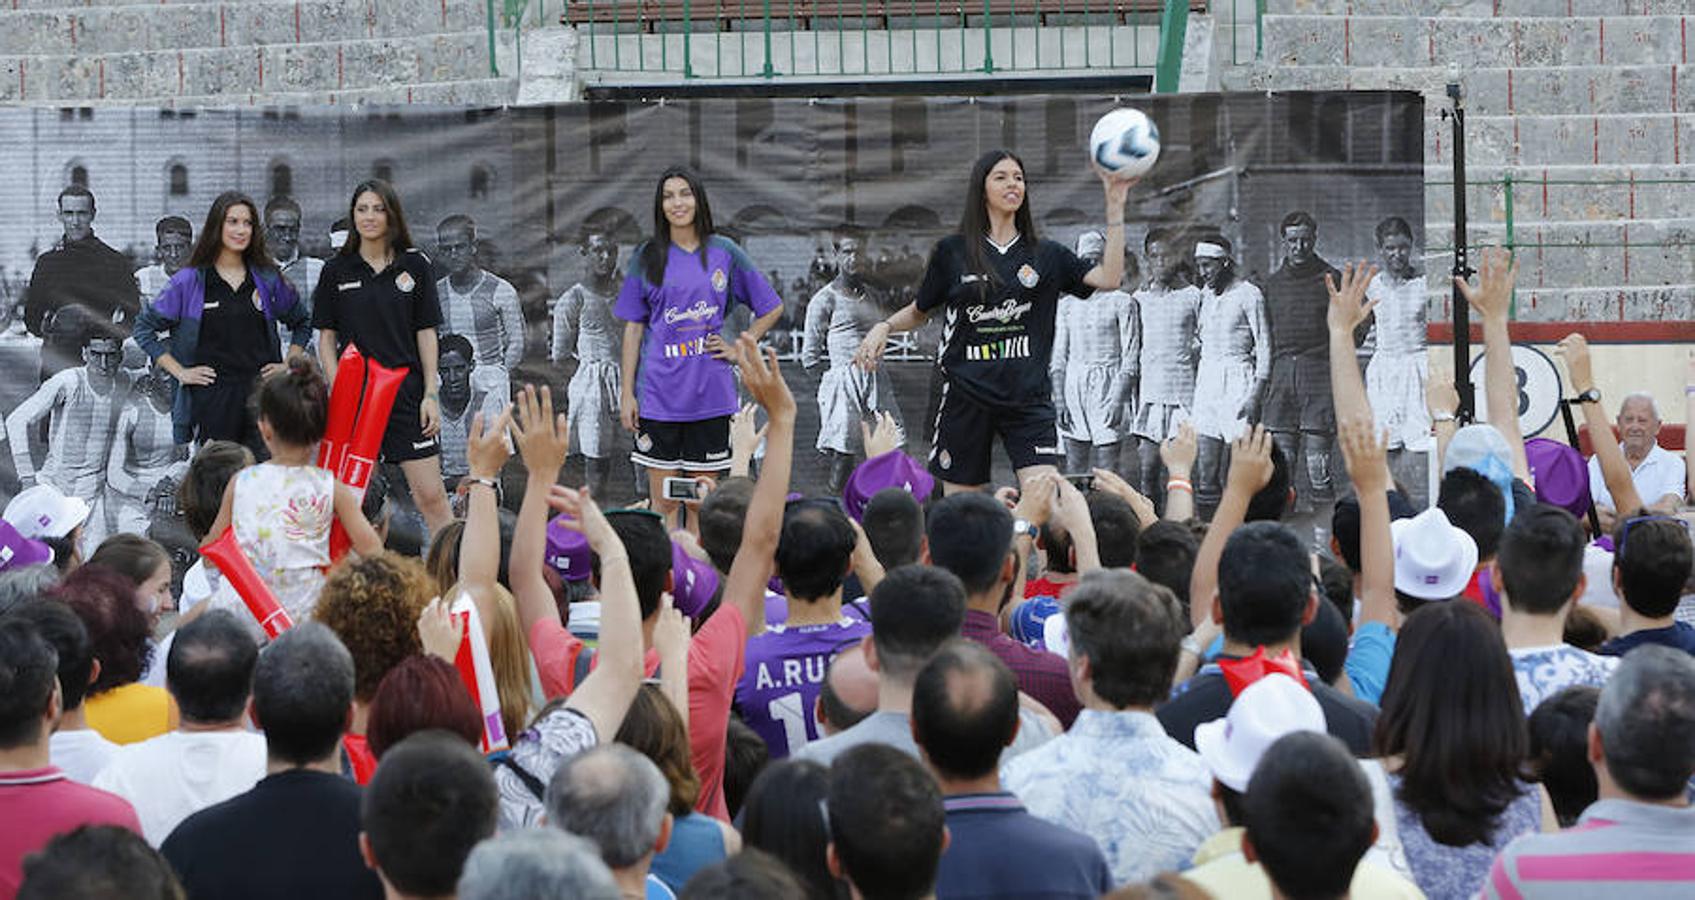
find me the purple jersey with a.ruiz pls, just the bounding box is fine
[735,616,871,758]
[613,236,782,422]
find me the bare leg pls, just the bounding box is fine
[400,455,452,535]
[647,466,679,527]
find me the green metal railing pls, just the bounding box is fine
[487,0,1214,83]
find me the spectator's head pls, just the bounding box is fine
[17,825,183,900]
[868,565,967,684]
[818,643,877,736]
[545,745,672,875]
[1037,520,1076,575]
[1611,515,1694,619]
[456,828,619,900]
[366,655,482,759]
[1243,443,1294,523]
[826,744,947,900]
[0,616,58,751]
[722,716,769,822]
[1438,466,1506,561]
[741,759,837,900]
[1317,556,1352,625]
[1195,673,1327,827]
[602,511,672,620]
[1330,490,1417,573]
[1214,523,1315,649]
[924,493,1014,599]
[424,519,468,597]
[166,609,258,726]
[6,600,93,714]
[1527,686,1601,828]
[912,640,1019,782]
[1390,507,1479,611]
[1495,505,1587,618]
[53,565,152,698]
[699,478,756,574]
[1240,732,1376,900]
[252,622,355,768]
[360,730,498,900]
[1616,392,1663,461]
[615,684,700,818]
[5,484,92,573]
[177,441,253,540]
[776,500,858,603]
[1065,569,1186,711]
[1299,591,1349,687]
[87,534,174,626]
[0,566,59,616]
[860,488,926,570]
[1088,492,1141,569]
[257,356,331,448]
[1135,520,1199,613]
[313,552,432,703]
[1374,601,1526,846]
[1593,645,1695,802]
[680,848,809,900]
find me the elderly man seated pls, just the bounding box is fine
[1586,390,1684,529]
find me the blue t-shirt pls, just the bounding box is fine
[613,237,782,422]
[1344,620,1396,706]
[936,792,1114,899]
[1600,621,1695,657]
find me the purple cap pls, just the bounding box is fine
[842,450,935,522]
[1524,437,1592,518]
[671,541,720,618]
[0,519,52,572]
[546,514,593,582]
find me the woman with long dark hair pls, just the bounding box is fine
[311,179,451,533]
[615,167,783,524]
[133,190,311,451]
[854,150,1130,493]
[1365,600,1543,899]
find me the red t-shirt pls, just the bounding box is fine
[529,604,746,822]
[0,767,141,896]
[1023,575,1078,600]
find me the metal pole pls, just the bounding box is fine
[1447,81,1476,425]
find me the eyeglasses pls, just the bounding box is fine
[1616,515,1695,558]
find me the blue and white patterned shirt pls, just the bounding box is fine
[1001,709,1218,886]
[1510,644,1618,715]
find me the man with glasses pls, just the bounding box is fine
[5,319,132,552]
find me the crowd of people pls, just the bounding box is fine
[0,149,1693,900]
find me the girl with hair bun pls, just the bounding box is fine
[133,190,313,453]
[200,359,383,626]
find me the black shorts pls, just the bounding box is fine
[1261,354,1335,433]
[632,416,732,472]
[188,376,263,456]
[928,385,1060,487]
[381,372,441,464]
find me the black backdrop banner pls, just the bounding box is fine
[0,92,1423,558]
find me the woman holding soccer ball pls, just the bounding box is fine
[853,147,1136,494]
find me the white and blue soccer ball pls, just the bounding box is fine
[1088,108,1161,180]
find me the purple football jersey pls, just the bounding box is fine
[613,236,782,422]
[735,617,871,759]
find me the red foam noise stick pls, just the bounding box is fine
[326,354,409,561]
[200,527,292,639]
[320,344,368,476]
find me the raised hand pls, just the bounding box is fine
[1556,332,1595,392]
[1326,260,1381,335]
[1338,414,1390,495]
[860,410,903,459]
[1090,466,1157,527]
[465,406,514,480]
[1455,246,1518,322]
[512,384,570,478]
[1225,424,1275,497]
[546,484,617,552]
[737,333,795,420]
[417,595,465,663]
[1160,421,1198,479]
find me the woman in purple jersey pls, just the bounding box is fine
[616,167,783,526]
[854,150,1131,495]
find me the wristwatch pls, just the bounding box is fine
[1012,518,1039,540]
[1571,388,1602,405]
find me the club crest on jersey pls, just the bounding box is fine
[1016,264,1038,288]
[711,268,728,292]
[636,433,653,452]
[939,449,952,470]
[396,271,416,293]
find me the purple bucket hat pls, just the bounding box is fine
[671,541,721,618]
[1523,437,1592,518]
[0,519,52,572]
[842,450,935,522]
[546,514,593,583]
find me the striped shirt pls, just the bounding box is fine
[1482,798,1695,899]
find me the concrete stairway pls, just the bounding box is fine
[1224,0,1695,324]
[0,0,516,106]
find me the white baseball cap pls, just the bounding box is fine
[3,484,92,540]
[1391,507,1479,601]
[1194,673,1327,793]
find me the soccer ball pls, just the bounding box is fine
[1088,108,1161,180]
